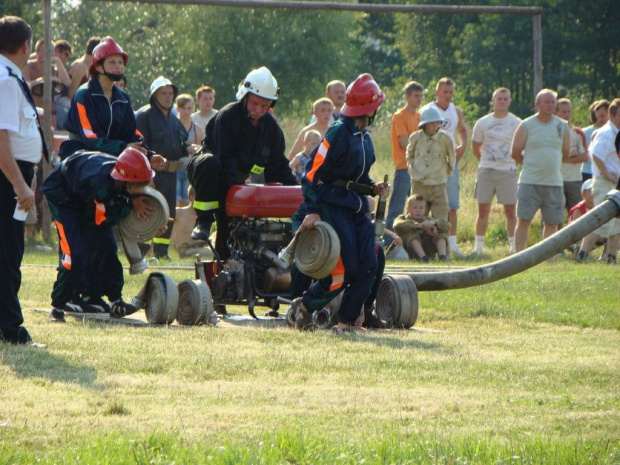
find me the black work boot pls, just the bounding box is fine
[362,307,387,329]
[191,216,212,242]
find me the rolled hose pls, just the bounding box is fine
[177,279,215,325]
[130,272,179,324]
[118,186,170,275]
[294,221,341,279]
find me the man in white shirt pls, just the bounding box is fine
[576,98,620,264]
[0,15,46,348]
[471,87,521,255]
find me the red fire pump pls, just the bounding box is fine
[197,184,303,318]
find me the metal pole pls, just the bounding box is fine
[41,0,53,240]
[532,13,543,97]
[94,0,543,15]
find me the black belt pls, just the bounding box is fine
[332,179,374,196]
[16,160,36,169]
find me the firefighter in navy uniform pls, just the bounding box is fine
[293,73,389,333]
[187,67,297,259]
[42,148,157,323]
[58,36,164,172]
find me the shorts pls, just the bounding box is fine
[447,160,460,210]
[475,168,517,205]
[592,177,620,238]
[517,183,565,224]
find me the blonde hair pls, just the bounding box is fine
[313,97,334,112]
[556,97,572,110]
[304,129,321,142]
[436,77,455,90]
[176,93,195,108]
[492,87,511,99]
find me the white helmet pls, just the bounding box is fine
[236,66,279,101]
[149,76,178,99]
[418,106,444,128]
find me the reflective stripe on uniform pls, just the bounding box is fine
[54,220,72,270]
[152,237,170,244]
[94,200,106,225]
[193,200,219,211]
[306,139,329,182]
[328,255,345,291]
[77,102,97,139]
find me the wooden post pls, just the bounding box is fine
[42,0,53,240]
[532,14,543,97]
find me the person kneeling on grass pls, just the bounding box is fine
[42,148,160,323]
[393,194,451,262]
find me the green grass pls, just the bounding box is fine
[2,259,619,464]
[3,115,619,463]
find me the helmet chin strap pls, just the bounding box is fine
[368,110,378,126]
[152,95,173,113]
[101,62,125,82]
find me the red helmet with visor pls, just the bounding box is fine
[340,73,385,118]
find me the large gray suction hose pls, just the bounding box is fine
[399,191,620,291]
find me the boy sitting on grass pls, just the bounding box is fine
[394,194,451,262]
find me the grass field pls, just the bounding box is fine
[2,116,620,464]
[2,252,620,463]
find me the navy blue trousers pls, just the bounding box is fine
[50,203,123,308]
[302,205,377,324]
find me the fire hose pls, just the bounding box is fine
[130,272,179,324]
[118,186,170,275]
[279,221,340,279]
[397,190,620,291]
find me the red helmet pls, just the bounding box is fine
[89,36,129,76]
[111,148,154,183]
[340,73,385,118]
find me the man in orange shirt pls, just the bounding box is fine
[385,81,424,245]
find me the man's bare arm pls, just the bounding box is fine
[511,123,526,165]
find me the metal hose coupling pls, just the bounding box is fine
[118,186,170,275]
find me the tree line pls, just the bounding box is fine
[4,0,619,125]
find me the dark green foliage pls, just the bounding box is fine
[11,0,620,123]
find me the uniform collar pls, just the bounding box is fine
[0,54,23,79]
[87,76,128,103]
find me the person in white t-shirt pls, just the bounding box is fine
[472,87,521,255]
[191,85,218,134]
[576,98,620,264]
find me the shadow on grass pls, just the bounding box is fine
[348,331,453,354]
[0,344,103,390]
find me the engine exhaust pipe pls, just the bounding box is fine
[396,191,620,291]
